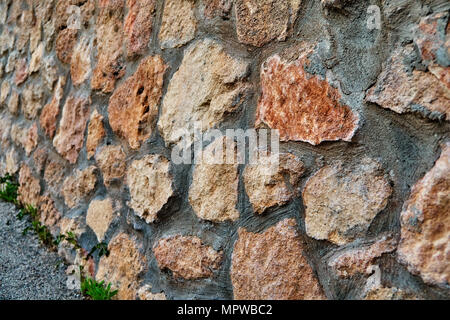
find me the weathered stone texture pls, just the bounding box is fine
[14,58,29,86]
[96,233,147,300]
[55,29,78,64]
[154,235,223,280]
[203,0,233,19]
[328,234,397,278]
[256,47,359,145]
[95,145,126,187]
[303,158,392,245]
[231,219,326,300]
[126,155,173,224]
[70,36,92,86]
[108,55,166,149]
[44,156,66,192]
[189,137,239,222]
[18,164,41,207]
[39,195,62,234]
[40,77,66,139]
[29,42,44,73]
[159,0,197,49]
[234,0,301,47]
[137,285,166,300]
[62,166,97,209]
[124,0,155,56]
[53,95,90,164]
[24,122,38,156]
[397,143,450,287]
[5,148,19,175]
[243,151,305,214]
[22,83,43,120]
[158,39,250,145]
[86,110,105,159]
[86,198,116,241]
[7,90,20,116]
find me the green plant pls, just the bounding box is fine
[87,242,110,259]
[81,277,118,300]
[0,174,18,203]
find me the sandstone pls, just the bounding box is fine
[39,195,62,234]
[62,166,97,209]
[70,36,92,86]
[32,148,48,174]
[189,137,239,222]
[14,58,28,85]
[8,90,20,116]
[55,0,95,30]
[234,0,301,47]
[0,28,15,55]
[55,28,78,64]
[86,110,105,159]
[29,19,42,53]
[328,234,397,278]
[40,77,66,139]
[154,235,223,280]
[86,198,116,241]
[5,51,18,74]
[231,219,326,300]
[18,164,41,207]
[24,122,38,156]
[203,0,233,19]
[43,20,56,52]
[366,45,450,121]
[243,151,305,214]
[96,233,147,300]
[108,55,166,149]
[5,148,19,175]
[397,142,450,287]
[53,95,91,164]
[303,157,392,245]
[95,145,127,187]
[42,56,59,91]
[22,83,43,120]
[0,115,12,146]
[124,0,155,56]
[159,0,197,49]
[16,10,34,53]
[158,39,250,145]
[91,0,126,93]
[126,155,173,224]
[10,123,26,147]
[137,285,166,300]
[256,47,359,145]
[29,42,44,73]
[0,81,10,105]
[44,156,66,192]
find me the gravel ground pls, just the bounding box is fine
[0,201,82,300]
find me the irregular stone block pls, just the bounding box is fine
[108,55,166,149]
[40,76,66,139]
[234,0,300,47]
[159,0,197,49]
[397,142,450,287]
[55,28,78,64]
[18,164,41,207]
[126,154,173,224]
[189,137,239,222]
[154,235,223,280]
[44,156,66,192]
[14,58,28,85]
[0,81,10,105]
[39,195,62,235]
[62,166,97,209]
[22,83,43,120]
[243,151,305,214]
[231,219,326,300]
[0,28,15,55]
[202,0,233,19]
[96,233,147,300]
[7,89,20,116]
[29,42,44,73]
[24,122,38,156]
[124,0,155,56]
[86,109,105,159]
[70,35,92,86]
[86,198,116,241]
[256,46,359,145]
[5,148,19,175]
[32,148,48,174]
[53,95,90,164]
[95,145,126,187]
[158,39,250,145]
[303,157,392,245]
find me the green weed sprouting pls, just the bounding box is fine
[81,277,118,300]
[87,242,110,259]
[0,174,19,204]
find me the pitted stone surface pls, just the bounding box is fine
[159,0,197,49]
[95,145,127,187]
[124,0,155,56]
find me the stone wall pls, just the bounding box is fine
[0,0,449,300]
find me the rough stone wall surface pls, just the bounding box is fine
[0,0,449,300]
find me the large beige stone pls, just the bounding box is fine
[39,195,62,235]
[153,235,223,280]
[96,233,147,300]
[5,148,19,175]
[243,151,305,214]
[256,46,359,145]
[159,0,197,49]
[44,156,66,192]
[62,166,97,209]
[53,95,91,164]
[397,142,450,287]
[108,55,166,149]
[86,109,105,159]
[70,35,92,86]
[126,155,173,224]
[124,0,155,56]
[18,164,41,207]
[234,0,301,47]
[0,81,10,105]
[29,42,44,73]
[7,90,20,116]
[189,137,239,222]
[86,198,116,241]
[158,39,250,145]
[95,145,127,187]
[22,83,43,120]
[303,157,392,245]
[231,219,326,300]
